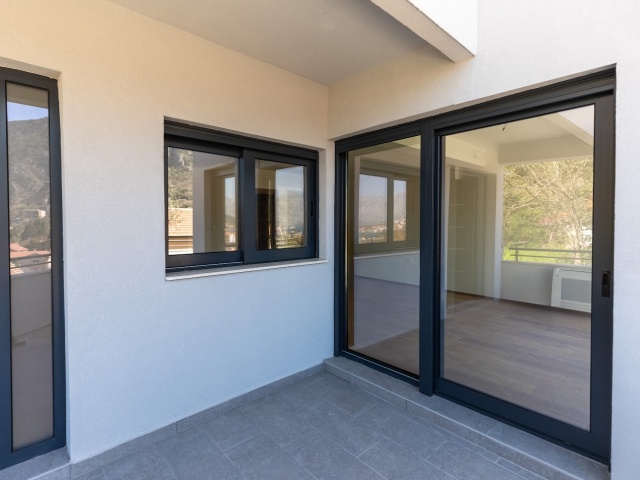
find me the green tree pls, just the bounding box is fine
[503,157,593,264]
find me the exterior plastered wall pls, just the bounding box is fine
[3,0,639,475]
[329,1,640,477]
[0,0,332,462]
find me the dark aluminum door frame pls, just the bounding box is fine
[427,72,614,462]
[334,121,422,386]
[335,68,615,462]
[0,67,65,471]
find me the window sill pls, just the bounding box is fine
[165,258,328,281]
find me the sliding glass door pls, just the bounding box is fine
[336,71,614,460]
[440,105,595,429]
[0,68,64,470]
[344,132,422,377]
[434,90,614,459]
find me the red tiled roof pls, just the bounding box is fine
[10,250,50,259]
[9,243,28,252]
[168,208,193,237]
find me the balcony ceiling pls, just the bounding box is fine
[109,0,443,85]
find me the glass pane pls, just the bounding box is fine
[7,83,54,449]
[167,147,238,254]
[256,160,306,250]
[441,105,594,429]
[393,179,407,241]
[346,136,421,375]
[358,175,387,244]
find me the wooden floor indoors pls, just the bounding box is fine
[351,276,591,429]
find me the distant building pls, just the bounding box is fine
[167,207,193,253]
[23,209,46,219]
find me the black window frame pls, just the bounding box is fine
[165,122,318,272]
[0,67,65,470]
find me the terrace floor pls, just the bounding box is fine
[2,358,609,480]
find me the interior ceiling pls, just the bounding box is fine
[109,0,437,85]
[454,108,594,148]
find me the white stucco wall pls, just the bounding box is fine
[329,1,640,477]
[3,0,639,475]
[0,0,332,462]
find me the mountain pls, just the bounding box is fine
[7,117,50,219]
[358,193,406,226]
[275,190,304,230]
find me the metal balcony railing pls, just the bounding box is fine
[507,247,592,264]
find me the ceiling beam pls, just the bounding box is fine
[370,0,477,62]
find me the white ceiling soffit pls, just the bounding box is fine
[108,0,439,85]
[370,0,477,62]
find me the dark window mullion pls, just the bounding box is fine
[386,175,393,243]
[0,78,12,460]
[307,155,317,256]
[47,81,65,448]
[241,150,258,263]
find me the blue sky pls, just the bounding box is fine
[7,102,48,121]
[359,174,406,197]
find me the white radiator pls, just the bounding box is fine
[551,267,592,313]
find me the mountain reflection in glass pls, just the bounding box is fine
[256,160,306,250]
[166,147,238,255]
[358,174,387,243]
[7,83,54,449]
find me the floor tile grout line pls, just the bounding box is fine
[358,460,391,480]
[423,438,449,463]
[335,367,520,471]
[499,458,549,480]
[302,466,321,480]
[338,373,584,477]
[349,441,392,480]
[219,431,263,455]
[215,434,249,480]
[159,452,178,480]
[355,439,381,459]
[231,394,329,480]
[333,362,610,480]
[428,420,497,460]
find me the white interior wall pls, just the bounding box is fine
[0,0,332,462]
[354,252,420,285]
[329,1,640,476]
[483,174,496,298]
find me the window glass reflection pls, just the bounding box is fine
[393,179,407,241]
[7,82,54,449]
[441,106,594,429]
[256,160,306,250]
[346,136,421,375]
[358,175,387,244]
[167,148,238,254]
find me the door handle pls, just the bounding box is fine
[602,270,611,298]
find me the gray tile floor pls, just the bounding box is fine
[76,371,545,480]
